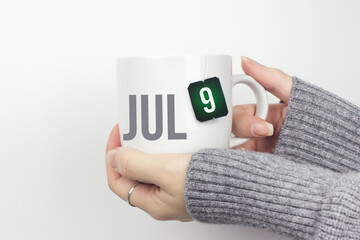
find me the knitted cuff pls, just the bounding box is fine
[275,77,360,173]
[313,173,360,239]
[185,148,338,239]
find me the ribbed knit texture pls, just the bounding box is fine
[184,78,360,239]
[275,77,360,172]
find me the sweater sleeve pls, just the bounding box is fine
[275,77,360,173]
[184,149,360,240]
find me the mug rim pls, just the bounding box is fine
[116,54,232,61]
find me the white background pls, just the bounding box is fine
[1,0,360,239]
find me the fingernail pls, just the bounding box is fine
[107,149,119,168]
[251,122,274,137]
[241,56,250,62]
[241,56,261,66]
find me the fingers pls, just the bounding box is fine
[105,128,158,212]
[106,147,191,191]
[105,148,192,221]
[232,105,273,138]
[241,56,293,103]
[107,174,158,212]
[105,124,122,186]
[106,124,121,153]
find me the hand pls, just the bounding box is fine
[105,125,193,221]
[232,56,293,153]
[105,56,294,222]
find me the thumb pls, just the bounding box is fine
[106,147,190,191]
[106,147,163,185]
[241,56,293,103]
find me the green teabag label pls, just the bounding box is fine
[187,77,228,122]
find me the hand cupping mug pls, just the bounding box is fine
[117,55,268,153]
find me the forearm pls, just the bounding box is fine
[275,77,360,173]
[185,149,360,240]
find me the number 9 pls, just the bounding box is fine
[199,87,216,113]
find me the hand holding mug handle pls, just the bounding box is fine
[230,74,269,147]
[105,56,294,222]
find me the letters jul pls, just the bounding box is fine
[123,94,187,141]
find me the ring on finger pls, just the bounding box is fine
[126,182,142,207]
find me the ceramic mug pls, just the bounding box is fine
[117,55,268,153]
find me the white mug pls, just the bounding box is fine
[117,55,268,153]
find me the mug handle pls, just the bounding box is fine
[229,74,269,147]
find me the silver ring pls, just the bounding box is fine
[126,182,142,207]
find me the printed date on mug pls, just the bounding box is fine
[187,77,228,122]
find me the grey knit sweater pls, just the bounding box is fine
[185,78,360,240]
